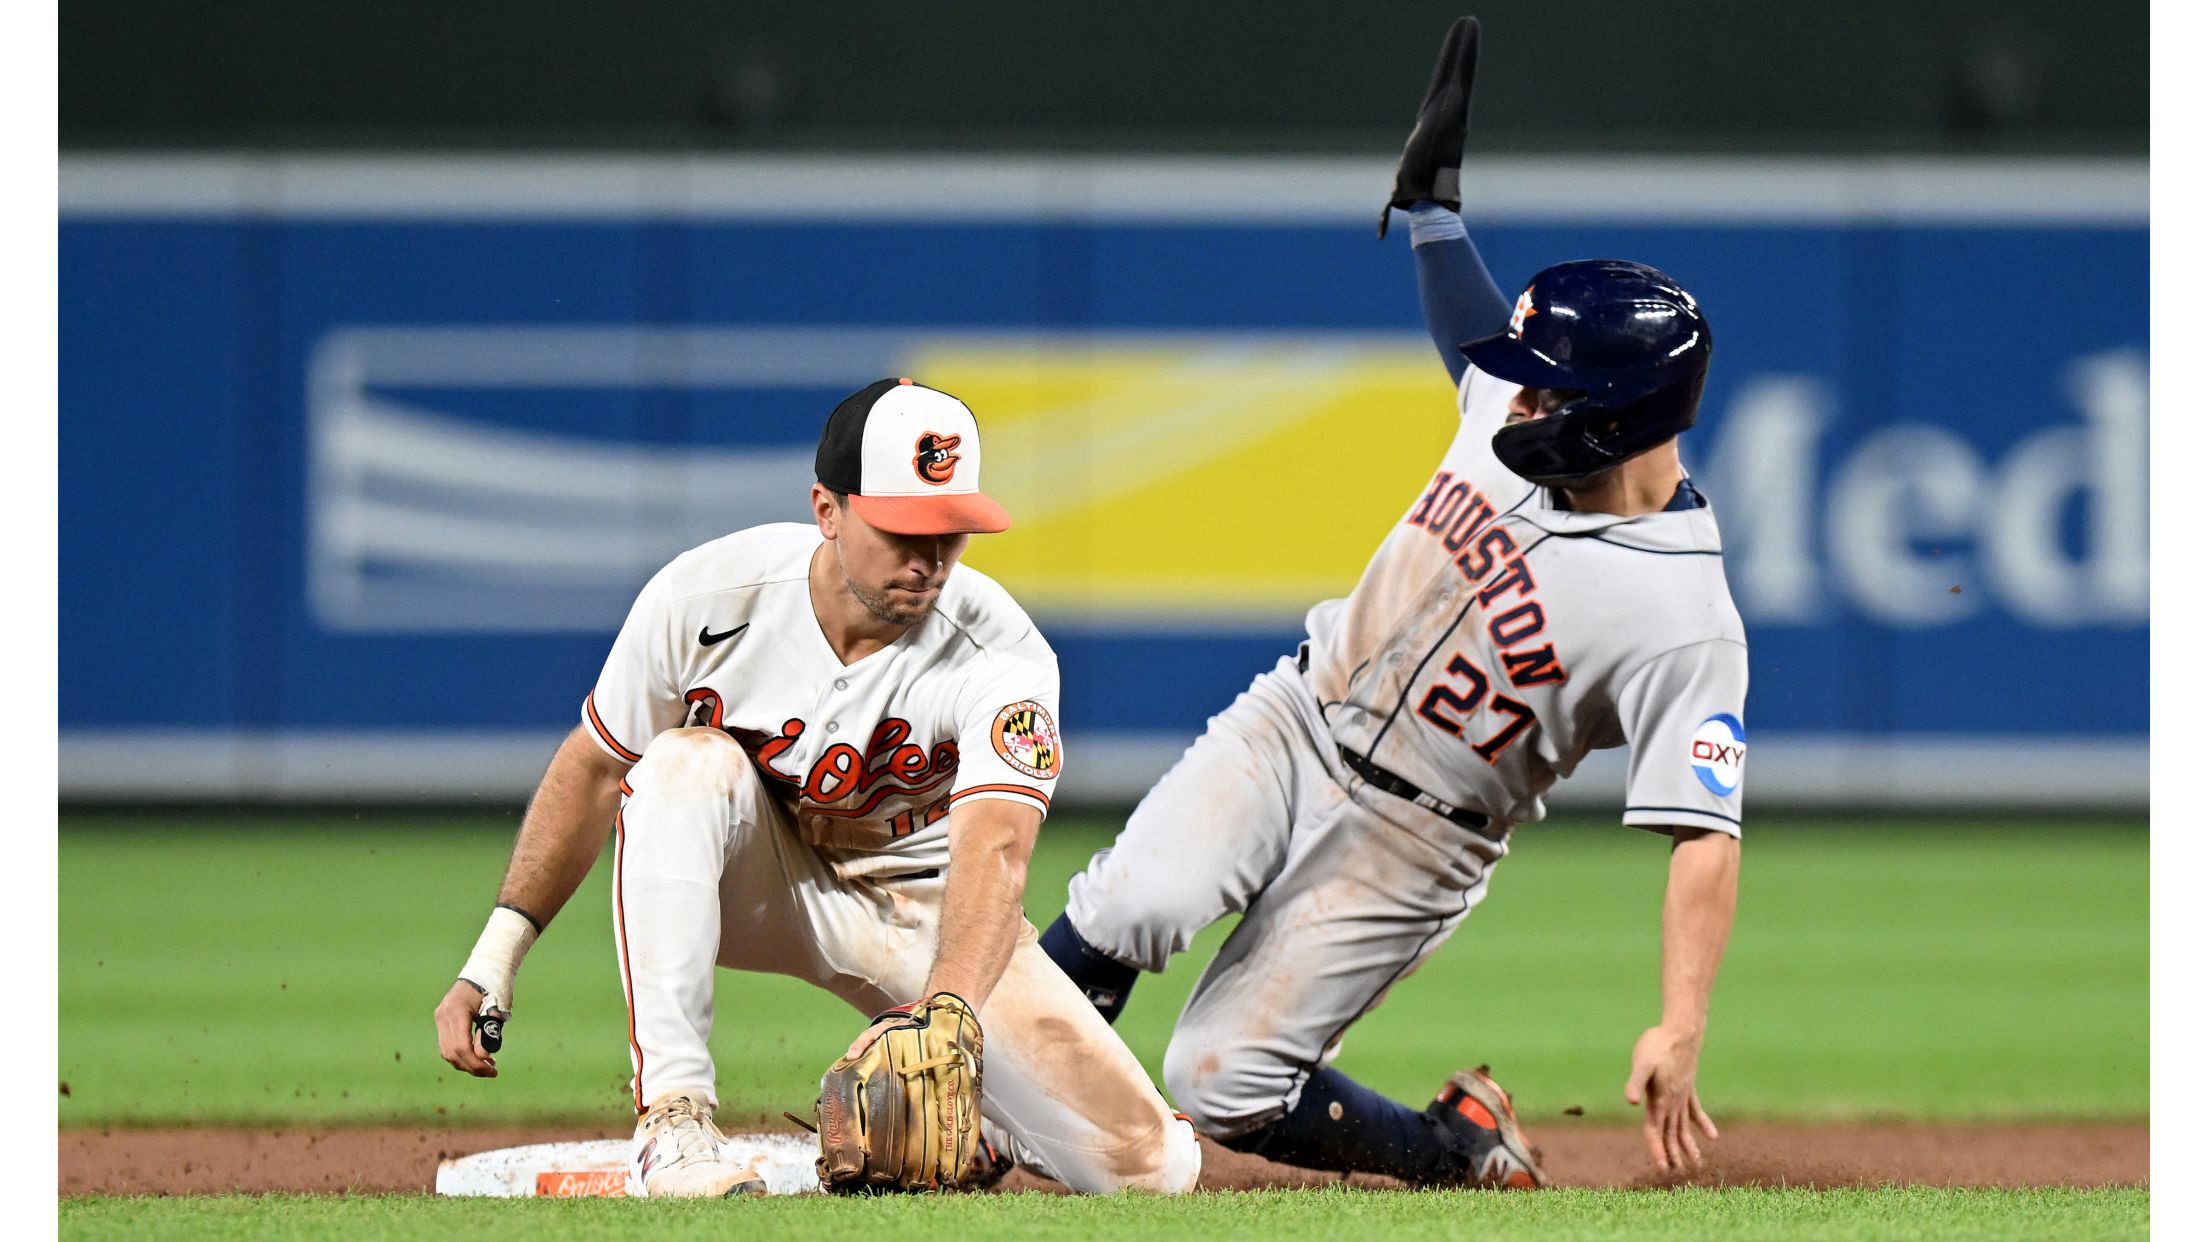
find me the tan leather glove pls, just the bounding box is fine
[813,992,985,1193]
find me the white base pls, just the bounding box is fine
[434,1133,822,1198]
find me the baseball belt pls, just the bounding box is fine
[1296,643,1497,837]
[1336,745,1495,835]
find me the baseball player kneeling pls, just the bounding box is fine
[1041,17,1745,1186]
[432,379,1201,1197]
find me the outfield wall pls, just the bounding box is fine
[57,155,2148,810]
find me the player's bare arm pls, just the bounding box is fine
[433,724,629,1078]
[925,798,1040,1003]
[1624,827,1740,1171]
[841,797,1041,1059]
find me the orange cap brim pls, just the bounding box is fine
[850,491,1012,536]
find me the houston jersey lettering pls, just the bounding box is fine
[1303,366,1748,836]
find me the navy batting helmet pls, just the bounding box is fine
[1461,260,1712,487]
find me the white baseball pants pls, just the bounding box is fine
[1064,655,1506,1139]
[613,726,1200,1193]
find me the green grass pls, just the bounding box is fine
[58,1187,2149,1241]
[57,814,2147,1128]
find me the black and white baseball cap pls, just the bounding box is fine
[815,378,1011,535]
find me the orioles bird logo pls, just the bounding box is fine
[913,432,962,486]
[1508,289,1539,337]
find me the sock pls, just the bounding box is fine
[1221,1067,1463,1184]
[1039,913,1140,1024]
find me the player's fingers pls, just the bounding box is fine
[445,1032,494,1076]
[1623,1064,1647,1106]
[1641,1111,1669,1170]
[468,1025,499,1077]
[1663,1129,1684,1171]
[441,1038,489,1075]
[1657,1097,1685,1170]
[433,1008,474,1067]
[434,1006,496,1077]
[1678,1114,1703,1167]
[843,1017,893,1061]
[1692,1096,1720,1139]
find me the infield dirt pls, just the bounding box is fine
[59,1122,2146,1197]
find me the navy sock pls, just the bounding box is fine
[1039,913,1140,1024]
[1222,1067,1462,1184]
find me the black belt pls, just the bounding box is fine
[1337,745,1492,833]
[1301,643,1492,834]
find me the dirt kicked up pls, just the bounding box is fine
[59,1123,2146,1197]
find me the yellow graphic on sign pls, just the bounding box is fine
[903,337,1459,620]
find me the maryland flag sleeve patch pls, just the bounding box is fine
[990,701,1062,780]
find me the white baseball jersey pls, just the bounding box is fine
[1302,365,1750,836]
[582,522,1063,878]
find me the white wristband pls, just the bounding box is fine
[458,906,540,1014]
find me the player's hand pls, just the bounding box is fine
[434,978,502,1078]
[839,994,945,1062]
[1623,1024,1719,1171]
[841,1015,903,1062]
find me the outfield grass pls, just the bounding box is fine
[57,813,2147,1128]
[58,1187,2150,1241]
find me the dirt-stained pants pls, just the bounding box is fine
[1064,655,1504,1140]
[616,727,1201,1193]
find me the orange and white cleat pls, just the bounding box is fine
[627,1090,768,1198]
[1426,1065,1549,1189]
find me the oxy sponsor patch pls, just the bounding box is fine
[992,701,1061,779]
[1689,713,1747,796]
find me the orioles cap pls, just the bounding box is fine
[814,377,1011,535]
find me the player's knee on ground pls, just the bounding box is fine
[628,727,749,804]
[1076,1114,1202,1195]
[1162,1027,1298,1142]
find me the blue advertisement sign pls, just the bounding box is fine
[57,158,2147,805]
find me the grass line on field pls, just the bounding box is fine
[59,1186,2151,1242]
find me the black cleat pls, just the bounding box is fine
[1424,1065,1548,1188]
[1378,16,1483,238]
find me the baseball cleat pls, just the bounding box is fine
[962,1131,1017,1191]
[1378,15,1483,236]
[628,1089,768,1198]
[1426,1065,1549,1189]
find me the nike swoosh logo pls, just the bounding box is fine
[699,623,750,646]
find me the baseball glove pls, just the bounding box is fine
[811,992,986,1193]
[1378,15,1483,238]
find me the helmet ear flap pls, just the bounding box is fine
[1492,369,1706,487]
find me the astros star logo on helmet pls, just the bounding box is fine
[1508,289,1539,336]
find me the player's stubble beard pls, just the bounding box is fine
[834,541,942,628]
[845,573,935,628]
